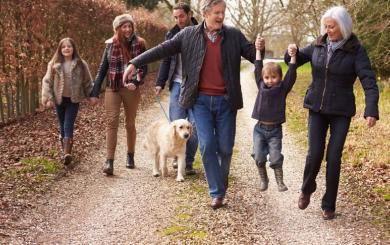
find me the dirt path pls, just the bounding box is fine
[7,63,386,244]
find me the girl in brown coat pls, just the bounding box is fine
[42,37,93,165]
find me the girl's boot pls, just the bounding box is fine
[63,137,73,165]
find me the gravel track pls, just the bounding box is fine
[6,64,386,244]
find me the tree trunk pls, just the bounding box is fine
[0,85,4,124]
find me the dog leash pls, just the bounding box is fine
[155,95,171,122]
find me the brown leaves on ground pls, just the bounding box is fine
[340,163,389,230]
[0,72,157,237]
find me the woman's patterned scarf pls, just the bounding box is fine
[108,37,124,91]
[108,34,145,90]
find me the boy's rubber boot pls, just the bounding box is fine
[274,167,288,192]
[257,165,269,191]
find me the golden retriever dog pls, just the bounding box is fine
[144,119,192,182]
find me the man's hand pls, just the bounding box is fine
[255,35,265,51]
[366,116,377,128]
[125,83,137,91]
[123,64,137,84]
[90,97,99,106]
[155,86,162,95]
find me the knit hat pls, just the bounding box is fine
[112,14,133,31]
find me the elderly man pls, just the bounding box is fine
[124,0,264,209]
[155,2,199,176]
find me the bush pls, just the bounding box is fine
[350,0,390,80]
[0,0,167,124]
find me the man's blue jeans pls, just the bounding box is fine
[169,82,198,167]
[192,94,237,198]
[55,97,79,139]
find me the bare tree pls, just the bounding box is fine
[227,0,283,42]
[281,0,349,45]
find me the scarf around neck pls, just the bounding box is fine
[109,37,124,91]
[326,37,347,65]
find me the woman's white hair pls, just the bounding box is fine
[200,0,226,15]
[320,6,353,40]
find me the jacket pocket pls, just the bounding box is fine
[331,90,355,115]
[303,86,315,107]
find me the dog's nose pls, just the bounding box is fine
[184,133,189,139]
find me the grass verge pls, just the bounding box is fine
[160,152,209,242]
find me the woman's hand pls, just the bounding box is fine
[288,44,297,64]
[288,44,297,57]
[366,116,377,128]
[125,83,137,91]
[45,100,54,109]
[155,86,162,95]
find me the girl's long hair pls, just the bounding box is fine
[113,22,133,63]
[50,37,80,64]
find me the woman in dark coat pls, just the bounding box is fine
[285,6,379,220]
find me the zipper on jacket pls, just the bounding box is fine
[320,64,328,110]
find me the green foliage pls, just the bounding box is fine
[0,0,168,124]
[351,0,390,79]
[5,157,59,182]
[374,185,390,202]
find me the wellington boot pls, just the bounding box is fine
[274,167,288,192]
[257,165,269,191]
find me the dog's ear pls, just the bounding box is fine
[169,122,177,141]
[188,123,193,137]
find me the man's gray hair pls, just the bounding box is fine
[320,6,353,40]
[200,0,226,15]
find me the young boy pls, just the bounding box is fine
[252,37,297,192]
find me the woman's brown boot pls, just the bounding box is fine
[103,159,114,175]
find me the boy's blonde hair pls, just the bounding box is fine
[262,62,283,79]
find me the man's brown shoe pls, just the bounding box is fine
[210,197,224,210]
[322,210,335,220]
[298,192,311,210]
[185,166,196,175]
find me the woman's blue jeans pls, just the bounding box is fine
[55,97,79,139]
[192,94,237,198]
[302,110,351,212]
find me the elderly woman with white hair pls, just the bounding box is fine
[90,14,147,175]
[285,6,379,220]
